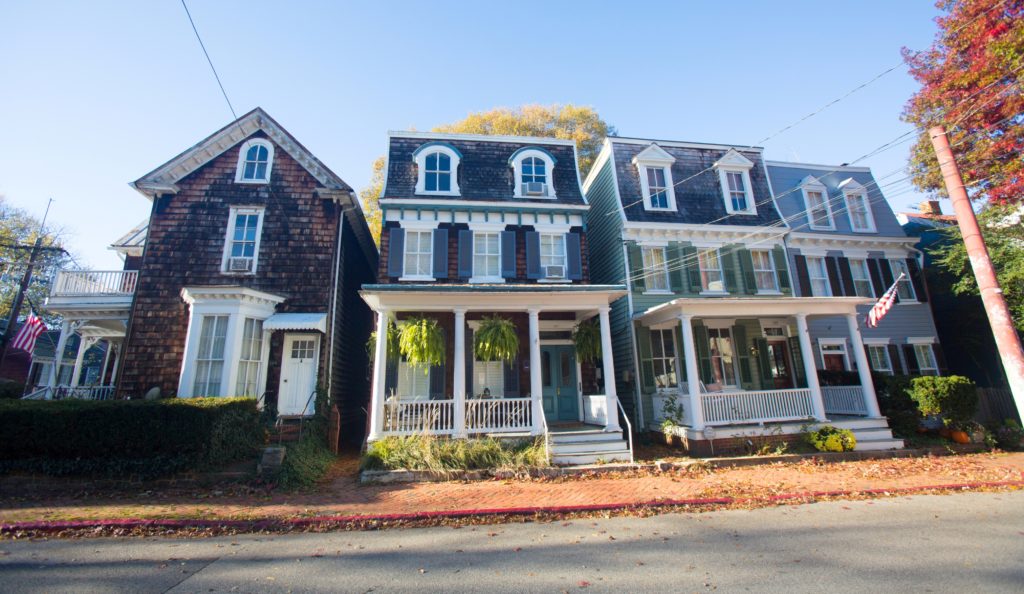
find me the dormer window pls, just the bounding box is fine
[839,178,876,232]
[510,147,556,198]
[799,176,835,230]
[632,144,676,211]
[235,139,274,184]
[713,149,757,215]
[413,142,462,196]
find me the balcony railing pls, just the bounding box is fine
[465,397,532,433]
[701,388,816,426]
[51,270,138,297]
[822,385,868,416]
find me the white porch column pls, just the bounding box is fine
[99,339,113,385]
[368,309,390,441]
[70,336,96,388]
[108,341,121,385]
[678,314,704,431]
[453,308,467,437]
[47,319,73,388]
[528,308,543,436]
[846,313,883,417]
[795,313,827,421]
[598,307,621,432]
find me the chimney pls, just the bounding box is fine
[919,200,942,215]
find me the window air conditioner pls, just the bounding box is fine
[523,182,548,196]
[545,264,565,279]
[228,257,254,272]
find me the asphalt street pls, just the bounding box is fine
[1,490,1022,593]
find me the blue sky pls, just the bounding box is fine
[0,1,943,269]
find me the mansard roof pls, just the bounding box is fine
[383,131,587,205]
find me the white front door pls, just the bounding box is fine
[278,334,320,416]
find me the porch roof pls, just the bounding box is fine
[636,296,873,327]
[360,284,627,313]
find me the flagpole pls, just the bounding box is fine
[0,198,54,368]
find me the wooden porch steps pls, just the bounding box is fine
[549,428,632,466]
[268,418,305,444]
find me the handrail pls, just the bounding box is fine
[22,387,50,400]
[298,390,318,440]
[615,398,634,464]
[539,407,550,466]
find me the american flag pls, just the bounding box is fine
[10,313,46,353]
[866,273,905,328]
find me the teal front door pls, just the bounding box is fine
[541,345,579,422]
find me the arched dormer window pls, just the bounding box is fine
[509,147,557,198]
[413,142,462,196]
[235,139,274,184]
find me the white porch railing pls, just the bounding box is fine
[822,385,868,416]
[51,270,138,296]
[382,399,455,435]
[583,394,608,425]
[23,386,116,401]
[465,398,532,433]
[701,389,816,426]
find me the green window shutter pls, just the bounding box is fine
[733,324,753,387]
[788,336,807,388]
[694,323,712,384]
[682,246,701,293]
[755,337,772,386]
[667,242,685,293]
[738,249,757,295]
[626,242,646,293]
[635,325,656,394]
[721,247,739,294]
[772,245,791,295]
[673,325,686,382]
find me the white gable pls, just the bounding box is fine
[713,149,755,170]
[631,143,676,166]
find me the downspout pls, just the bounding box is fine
[327,196,353,398]
[622,241,645,430]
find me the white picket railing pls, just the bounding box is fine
[701,388,816,426]
[382,399,455,435]
[23,386,116,401]
[465,398,532,433]
[822,385,868,416]
[52,270,138,296]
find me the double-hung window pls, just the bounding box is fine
[889,259,916,301]
[473,359,505,398]
[540,233,566,278]
[806,256,831,296]
[425,152,452,192]
[642,246,670,292]
[750,249,778,293]
[708,327,737,387]
[726,171,750,212]
[800,177,834,230]
[223,207,264,274]
[192,315,228,396]
[403,230,433,278]
[473,232,501,280]
[511,148,555,198]
[840,179,875,232]
[714,150,757,215]
[646,167,670,209]
[648,328,678,390]
[235,318,264,396]
[914,344,939,376]
[698,249,725,292]
[632,145,676,211]
[849,258,874,297]
[867,345,893,375]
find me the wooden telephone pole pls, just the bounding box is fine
[929,126,1024,418]
[0,199,54,367]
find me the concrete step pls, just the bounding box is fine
[851,427,896,441]
[829,417,891,430]
[550,430,622,444]
[552,450,632,466]
[854,438,905,451]
[550,439,629,454]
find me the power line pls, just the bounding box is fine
[180,0,237,120]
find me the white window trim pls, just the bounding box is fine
[234,139,275,184]
[750,249,780,295]
[799,176,835,230]
[697,248,727,295]
[221,206,265,275]
[713,150,757,216]
[913,343,940,375]
[848,258,874,298]
[907,337,936,345]
[888,259,918,302]
[400,228,436,282]
[647,327,680,392]
[414,144,462,197]
[537,232,569,283]
[511,149,557,199]
[838,178,877,233]
[469,229,503,284]
[818,338,850,370]
[641,246,671,294]
[867,344,894,375]
[632,147,678,212]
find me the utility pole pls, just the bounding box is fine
[929,126,1024,418]
[0,199,53,367]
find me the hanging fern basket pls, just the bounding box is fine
[367,318,400,364]
[573,319,602,364]
[474,316,520,363]
[398,316,446,371]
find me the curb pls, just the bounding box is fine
[4,479,1022,535]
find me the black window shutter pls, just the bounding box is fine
[465,329,474,396]
[933,343,948,375]
[755,337,772,385]
[838,257,855,297]
[720,247,739,294]
[525,232,542,279]
[693,324,712,384]
[738,249,757,295]
[429,362,446,399]
[500,231,517,279]
[878,259,897,303]
[626,243,646,293]
[789,336,807,388]
[503,359,520,396]
[385,356,398,395]
[888,344,904,375]
[903,344,920,375]
[387,227,405,278]
[825,256,843,297]
[566,232,583,280]
[458,230,473,279]
[667,242,685,293]
[866,259,885,297]
[432,228,448,280]
[906,258,928,302]
[793,255,812,297]
[635,325,656,395]
[683,246,702,293]
[773,245,791,294]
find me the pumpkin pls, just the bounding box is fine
[950,430,971,444]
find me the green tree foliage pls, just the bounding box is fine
[931,203,1024,329]
[358,105,615,245]
[0,196,71,326]
[901,0,1024,204]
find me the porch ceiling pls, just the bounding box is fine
[360,284,627,314]
[637,296,873,327]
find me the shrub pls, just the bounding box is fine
[805,425,857,452]
[277,385,336,489]
[874,374,920,437]
[361,435,548,473]
[0,379,25,399]
[907,375,978,429]
[0,397,262,479]
[993,419,1024,451]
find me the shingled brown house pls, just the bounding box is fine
[45,108,377,439]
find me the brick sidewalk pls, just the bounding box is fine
[1,452,1022,525]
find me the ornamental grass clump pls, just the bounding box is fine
[474,316,519,363]
[361,434,548,473]
[805,425,857,453]
[398,316,445,371]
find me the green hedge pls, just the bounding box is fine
[0,397,263,479]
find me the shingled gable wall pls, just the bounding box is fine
[117,131,343,407]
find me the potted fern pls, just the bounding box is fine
[474,315,519,363]
[367,318,400,364]
[572,319,602,364]
[398,316,445,372]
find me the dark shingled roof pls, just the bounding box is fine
[609,139,784,227]
[384,134,586,205]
